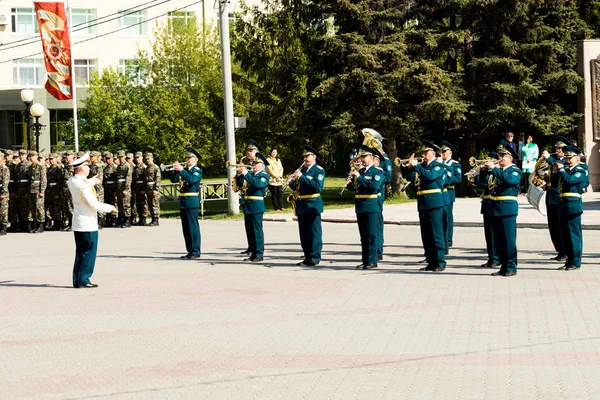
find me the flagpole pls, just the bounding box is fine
[66,0,79,152]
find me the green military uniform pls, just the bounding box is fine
[489,141,521,276]
[16,151,31,231]
[557,146,589,270]
[115,151,132,227]
[132,152,148,225]
[473,153,500,268]
[28,152,47,233]
[406,140,446,271]
[236,152,270,262]
[102,154,118,227]
[0,152,9,235]
[88,152,105,227]
[377,153,392,260]
[170,153,202,258]
[440,141,462,250]
[350,145,385,268]
[289,145,325,266]
[6,151,18,232]
[545,137,569,260]
[143,153,161,226]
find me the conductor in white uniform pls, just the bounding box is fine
[68,153,117,288]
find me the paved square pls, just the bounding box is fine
[2,220,600,399]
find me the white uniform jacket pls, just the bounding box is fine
[68,174,115,232]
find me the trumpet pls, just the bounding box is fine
[160,163,178,172]
[393,157,423,167]
[282,162,306,191]
[338,159,363,196]
[225,160,254,169]
[468,156,498,167]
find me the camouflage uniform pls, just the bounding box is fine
[103,154,118,227]
[115,151,132,227]
[144,153,161,226]
[132,152,147,225]
[0,153,9,234]
[45,155,63,230]
[28,152,47,233]
[88,151,105,227]
[61,155,75,231]
[7,152,18,232]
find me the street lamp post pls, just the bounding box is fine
[30,103,46,153]
[20,89,34,150]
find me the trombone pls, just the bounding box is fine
[393,157,423,167]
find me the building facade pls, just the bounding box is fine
[0,0,257,152]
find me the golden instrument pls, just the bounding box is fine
[530,152,558,188]
[468,156,498,167]
[282,162,306,191]
[226,160,254,169]
[394,157,423,167]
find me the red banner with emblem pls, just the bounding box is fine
[34,2,73,100]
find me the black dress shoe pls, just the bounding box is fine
[187,254,200,259]
[558,265,568,270]
[551,255,568,261]
[296,261,316,266]
[244,257,264,262]
[180,254,191,259]
[74,283,98,288]
[418,258,427,263]
[565,266,580,271]
[434,266,446,272]
[491,271,505,276]
[363,264,378,269]
[503,271,517,277]
[378,255,383,261]
[419,265,435,271]
[355,263,365,269]
[240,250,251,255]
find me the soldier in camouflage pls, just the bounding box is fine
[0,152,9,235]
[6,150,18,232]
[143,153,161,226]
[126,153,136,224]
[115,150,132,227]
[61,150,75,231]
[27,150,47,233]
[45,153,63,230]
[132,151,148,225]
[88,151,105,228]
[103,153,118,227]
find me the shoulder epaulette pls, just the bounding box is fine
[374,166,383,171]
[316,165,324,170]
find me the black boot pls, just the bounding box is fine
[98,215,105,230]
[137,218,147,226]
[28,221,36,233]
[52,222,61,231]
[7,223,17,233]
[0,224,7,236]
[35,221,44,233]
[44,220,53,230]
[148,217,159,226]
[61,220,72,231]
[120,217,131,228]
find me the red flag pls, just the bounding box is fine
[34,2,73,100]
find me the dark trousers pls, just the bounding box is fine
[180,207,201,256]
[546,204,564,256]
[357,212,379,265]
[560,211,583,267]
[442,205,449,254]
[298,213,322,264]
[522,172,531,193]
[492,215,518,273]
[483,213,499,264]
[244,213,264,258]
[446,202,454,248]
[377,210,384,258]
[73,231,98,287]
[419,207,446,267]
[268,185,284,210]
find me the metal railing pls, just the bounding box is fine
[159,181,229,216]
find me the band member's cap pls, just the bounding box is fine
[117,150,126,157]
[254,152,269,166]
[440,140,457,154]
[420,139,441,155]
[144,152,153,159]
[361,128,383,142]
[496,140,518,159]
[554,135,572,148]
[302,144,320,159]
[70,152,90,167]
[488,151,499,160]
[358,144,383,159]
[185,152,197,159]
[246,139,265,152]
[562,146,581,158]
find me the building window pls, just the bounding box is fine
[71,9,97,36]
[168,11,196,27]
[11,8,39,34]
[118,59,146,85]
[13,59,45,86]
[74,59,97,85]
[118,10,147,37]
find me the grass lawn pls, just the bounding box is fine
[160,176,415,220]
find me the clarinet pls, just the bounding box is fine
[281,162,306,191]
